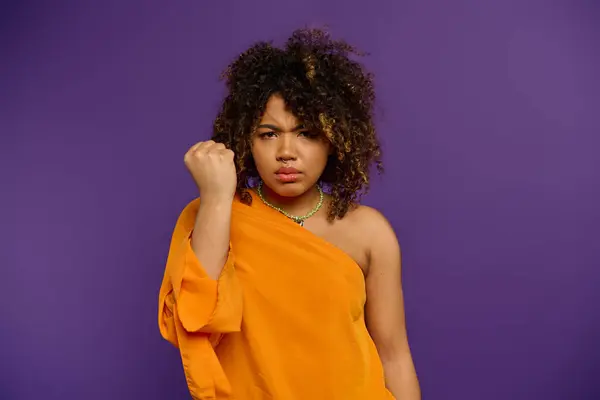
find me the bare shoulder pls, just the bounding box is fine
[346,204,398,243]
[343,204,401,270]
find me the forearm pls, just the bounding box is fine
[383,356,421,400]
[191,197,233,280]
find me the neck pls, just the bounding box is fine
[259,184,322,216]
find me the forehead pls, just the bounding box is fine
[259,95,300,127]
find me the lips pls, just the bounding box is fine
[275,167,300,183]
[276,167,300,174]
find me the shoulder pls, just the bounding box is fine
[347,204,398,241]
[345,204,401,267]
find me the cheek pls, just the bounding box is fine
[250,143,269,169]
[307,144,331,168]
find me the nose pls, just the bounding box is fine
[276,133,297,162]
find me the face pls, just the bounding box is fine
[251,94,331,198]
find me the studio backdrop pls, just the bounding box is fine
[3,1,599,399]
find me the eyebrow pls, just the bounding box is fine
[257,124,305,131]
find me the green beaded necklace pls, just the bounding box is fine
[256,181,324,226]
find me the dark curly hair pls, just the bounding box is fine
[211,28,383,221]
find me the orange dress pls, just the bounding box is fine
[158,192,394,399]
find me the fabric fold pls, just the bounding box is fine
[158,199,242,398]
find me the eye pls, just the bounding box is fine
[259,131,277,138]
[299,131,319,139]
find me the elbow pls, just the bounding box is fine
[375,334,412,365]
[380,348,413,367]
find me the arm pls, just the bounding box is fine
[158,198,242,341]
[187,139,236,280]
[192,197,233,280]
[156,143,240,398]
[363,208,421,400]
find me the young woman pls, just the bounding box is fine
[158,28,420,400]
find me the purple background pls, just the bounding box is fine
[3,1,599,399]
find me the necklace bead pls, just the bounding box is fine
[257,181,324,225]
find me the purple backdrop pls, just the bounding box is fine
[3,0,600,399]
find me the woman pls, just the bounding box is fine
[158,28,420,399]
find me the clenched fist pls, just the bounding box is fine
[184,140,237,202]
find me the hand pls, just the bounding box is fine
[184,140,237,202]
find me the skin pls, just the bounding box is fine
[250,95,421,399]
[251,95,330,215]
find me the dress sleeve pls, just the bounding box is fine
[157,198,240,398]
[158,198,243,342]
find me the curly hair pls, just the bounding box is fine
[211,28,383,221]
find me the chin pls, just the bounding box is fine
[264,180,308,198]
